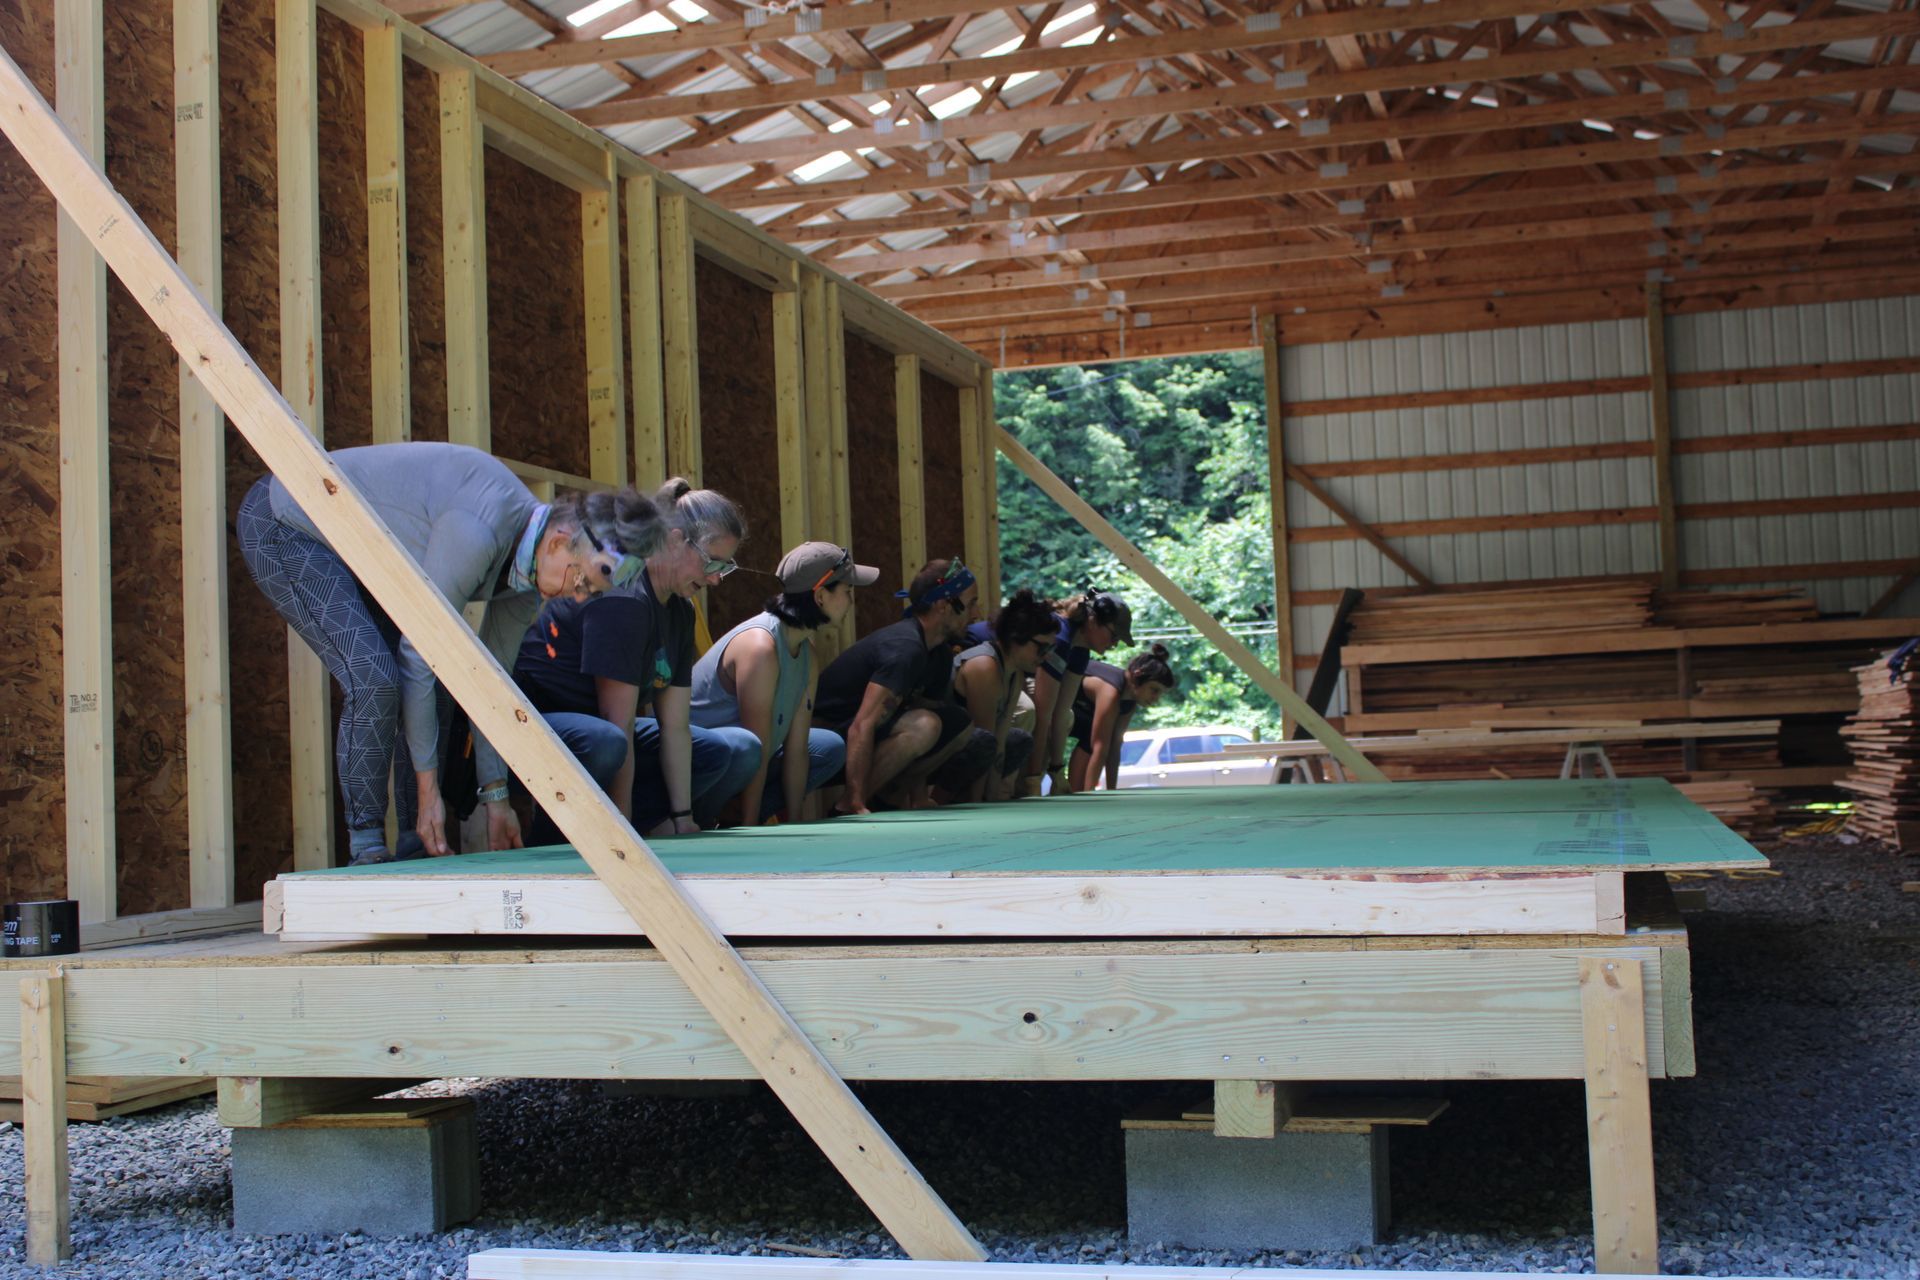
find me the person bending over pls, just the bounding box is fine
[690,541,873,824]
[513,480,760,839]
[1068,644,1178,792]
[1024,588,1134,797]
[949,589,1057,802]
[812,558,983,814]
[236,441,658,863]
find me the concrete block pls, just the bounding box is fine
[232,1097,479,1236]
[1125,1126,1388,1252]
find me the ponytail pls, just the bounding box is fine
[549,486,664,560]
[1127,642,1177,690]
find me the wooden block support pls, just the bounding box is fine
[1211,1079,1300,1139]
[58,0,116,924]
[20,972,70,1265]
[995,428,1387,784]
[582,167,627,486]
[1261,316,1297,740]
[1579,956,1659,1275]
[896,353,927,573]
[772,261,808,550]
[176,0,236,909]
[364,19,410,445]
[1645,285,1678,591]
[439,67,490,450]
[0,56,983,1261]
[660,190,700,484]
[625,173,665,485]
[218,1075,423,1128]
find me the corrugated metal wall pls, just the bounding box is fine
[1278,296,1920,709]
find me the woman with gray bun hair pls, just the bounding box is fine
[237,441,663,865]
[514,477,761,838]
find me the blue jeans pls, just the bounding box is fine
[528,712,633,845]
[757,728,848,822]
[633,718,762,831]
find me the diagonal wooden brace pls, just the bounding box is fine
[0,42,982,1262]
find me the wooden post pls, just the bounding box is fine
[958,380,989,587]
[582,161,626,486]
[21,971,70,1265]
[996,427,1387,784]
[896,354,927,574]
[1212,1079,1297,1139]
[1261,315,1297,740]
[1646,285,1679,591]
[279,0,334,872]
[0,55,985,1260]
[625,173,665,486]
[660,190,700,483]
[978,369,1001,609]
[773,261,808,550]
[440,67,490,450]
[364,19,410,445]
[176,0,235,908]
[1579,955,1659,1275]
[802,270,854,649]
[57,0,115,924]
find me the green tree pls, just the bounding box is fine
[993,352,1289,740]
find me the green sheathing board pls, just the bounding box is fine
[287,780,1767,881]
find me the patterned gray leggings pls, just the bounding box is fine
[236,477,420,834]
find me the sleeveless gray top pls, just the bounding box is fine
[951,640,1014,721]
[690,612,812,736]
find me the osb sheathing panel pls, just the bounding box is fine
[0,2,64,905]
[485,150,588,477]
[403,58,446,443]
[694,255,777,636]
[843,332,901,637]
[920,370,965,574]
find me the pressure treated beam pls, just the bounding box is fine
[896,354,927,576]
[365,19,410,445]
[1581,957,1659,1275]
[176,0,235,909]
[57,0,114,923]
[626,173,666,486]
[660,191,701,484]
[440,68,490,449]
[1645,285,1679,591]
[0,47,984,1261]
[995,428,1385,782]
[278,0,334,873]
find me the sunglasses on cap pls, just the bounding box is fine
[810,548,853,592]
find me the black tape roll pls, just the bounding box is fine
[3,899,80,958]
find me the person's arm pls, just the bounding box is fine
[728,635,781,827]
[594,675,643,823]
[1026,664,1062,784]
[842,682,901,814]
[1082,681,1121,791]
[654,685,698,834]
[1103,706,1137,791]
[778,655,817,824]
[1047,670,1086,793]
[410,511,507,855]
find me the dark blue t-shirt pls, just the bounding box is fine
[513,575,693,718]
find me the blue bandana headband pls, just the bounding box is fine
[897,562,976,616]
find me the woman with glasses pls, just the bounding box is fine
[690,541,875,824]
[236,441,661,864]
[514,478,760,839]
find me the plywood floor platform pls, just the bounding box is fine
[267,781,1765,940]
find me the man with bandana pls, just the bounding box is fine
[812,557,992,813]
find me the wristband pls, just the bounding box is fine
[477,782,510,805]
[669,808,693,819]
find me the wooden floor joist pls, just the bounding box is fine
[0,40,983,1262]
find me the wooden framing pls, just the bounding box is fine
[995,428,1386,783]
[1644,286,1678,591]
[439,67,489,450]
[364,19,409,445]
[660,190,701,484]
[895,354,926,577]
[278,0,334,874]
[19,972,68,1265]
[773,261,809,550]
[57,0,114,925]
[1260,317,1296,736]
[0,45,987,1258]
[625,172,666,485]
[802,271,857,650]
[1581,957,1659,1274]
[582,157,626,486]
[175,0,236,909]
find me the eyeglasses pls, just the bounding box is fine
[697,544,738,579]
[810,548,852,592]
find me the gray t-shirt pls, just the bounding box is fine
[269,442,539,783]
[690,612,812,740]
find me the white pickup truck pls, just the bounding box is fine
[1113,725,1272,788]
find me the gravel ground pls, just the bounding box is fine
[2,834,1915,1279]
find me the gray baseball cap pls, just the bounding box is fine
[777,541,880,592]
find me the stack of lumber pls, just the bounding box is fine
[1371,737,1779,783]
[1652,589,1821,628]
[1676,780,1778,841]
[0,1075,215,1123]
[1346,582,1655,645]
[1839,651,1920,850]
